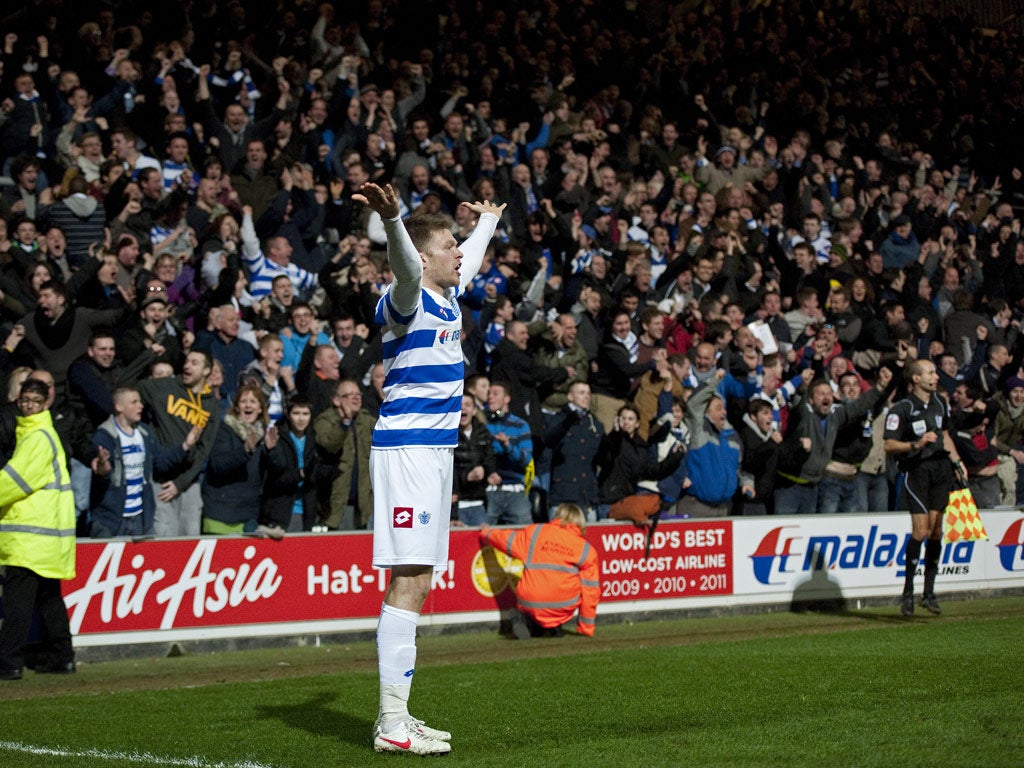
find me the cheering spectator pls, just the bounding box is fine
[545,381,604,521]
[90,387,201,538]
[598,404,683,526]
[136,351,220,537]
[200,384,269,536]
[453,394,495,526]
[314,378,375,530]
[776,370,892,515]
[16,280,124,395]
[259,394,319,535]
[483,381,533,525]
[679,371,753,518]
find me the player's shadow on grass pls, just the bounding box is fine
[256,692,372,747]
[789,545,907,623]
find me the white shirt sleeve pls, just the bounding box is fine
[458,212,499,290]
[240,210,263,269]
[383,215,423,315]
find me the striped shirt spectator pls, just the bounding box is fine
[240,207,317,299]
[117,423,146,519]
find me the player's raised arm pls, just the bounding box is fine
[354,182,422,313]
[458,200,506,289]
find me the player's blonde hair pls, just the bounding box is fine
[553,503,586,533]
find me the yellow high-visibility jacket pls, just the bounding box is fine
[0,410,76,580]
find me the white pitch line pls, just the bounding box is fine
[0,740,276,768]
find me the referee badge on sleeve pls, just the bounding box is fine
[886,413,900,431]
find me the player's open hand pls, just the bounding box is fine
[353,182,400,219]
[462,200,507,219]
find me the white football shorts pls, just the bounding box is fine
[371,446,454,570]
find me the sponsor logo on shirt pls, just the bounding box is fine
[393,507,413,528]
[437,328,462,345]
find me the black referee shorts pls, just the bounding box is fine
[903,459,953,515]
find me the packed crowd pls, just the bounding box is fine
[2,0,1024,538]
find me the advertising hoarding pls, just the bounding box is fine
[58,512,1024,648]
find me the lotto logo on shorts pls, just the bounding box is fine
[393,507,414,528]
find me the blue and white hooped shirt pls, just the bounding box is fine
[372,285,464,449]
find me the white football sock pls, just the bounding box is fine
[377,603,419,726]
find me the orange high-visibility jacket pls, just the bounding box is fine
[481,520,599,636]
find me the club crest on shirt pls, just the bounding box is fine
[418,511,431,525]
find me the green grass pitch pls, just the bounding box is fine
[1,597,1022,767]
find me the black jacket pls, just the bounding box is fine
[260,418,319,530]
[737,416,780,503]
[454,421,496,504]
[67,351,155,429]
[544,405,604,508]
[201,422,265,526]
[597,430,683,504]
[490,337,567,433]
[591,336,655,400]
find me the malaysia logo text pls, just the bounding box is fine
[750,525,975,585]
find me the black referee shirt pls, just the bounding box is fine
[883,393,950,470]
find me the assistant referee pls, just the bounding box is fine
[883,359,966,617]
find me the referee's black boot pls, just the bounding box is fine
[900,593,915,617]
[919,594,942,615]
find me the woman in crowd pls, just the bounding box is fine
[596,404,684,525]
[68,252,129,311]
[848,276,876,321]
[5,262,58,315]
[200,383,274,534]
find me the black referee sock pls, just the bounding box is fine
[922,539,942,596]
[903,537,923,596]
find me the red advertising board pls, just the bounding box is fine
[61,521,734,641]
[588,520,732,601]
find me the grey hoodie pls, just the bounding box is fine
[62,193,98,218]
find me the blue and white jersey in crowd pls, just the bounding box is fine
[161,160,189,189]
[117,424,146,519]
[788,233,832,265]
[373,284,464,449]
[240,212,317,298]
[483,321,505,354]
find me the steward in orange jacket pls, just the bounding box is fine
[480,503,599,636]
